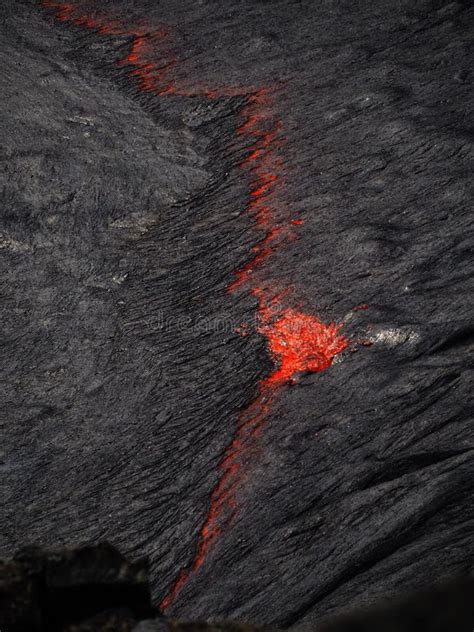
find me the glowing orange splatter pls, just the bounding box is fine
[251,288,348,384]
[160,301,348,611]
[259,309,348,384]
[41,1,350,611]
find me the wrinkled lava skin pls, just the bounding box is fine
[1,0,473,628]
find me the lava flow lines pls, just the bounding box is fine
[41,0,349,611]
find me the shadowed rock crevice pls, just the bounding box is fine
[1,544,473,631]
[0,543,154,631]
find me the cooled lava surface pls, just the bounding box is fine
[1,0,473,627]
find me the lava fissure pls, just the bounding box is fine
[160,383,276,611]
[41,0,349,612]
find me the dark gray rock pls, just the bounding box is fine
[314,578,474,632]
[133,579,474,631]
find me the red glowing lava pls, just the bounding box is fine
[259,309,348,384]
[160,386,275,610]
[40,1,177,95]
[227,95,286,290]
[160,297,348,610]
[352,303,369,312]
[250,288,348,384]
[258,298,348,385]
[41,0,349,611]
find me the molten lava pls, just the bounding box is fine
[159,386,275,610]
[259,308,348,384]
[41,1,178,95]
[41,0,349,611]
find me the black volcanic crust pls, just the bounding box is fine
[1,0,473,627]
[1,544,474,631]
[0,543,154,631]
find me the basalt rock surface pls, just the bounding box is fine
[1,0,473,628]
